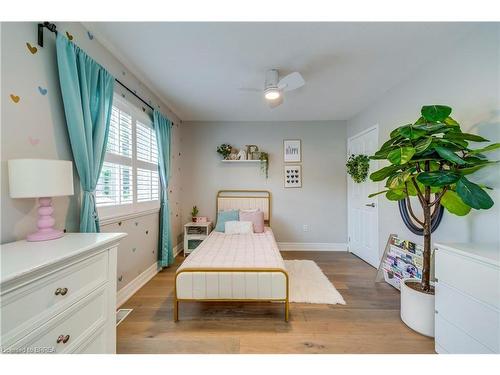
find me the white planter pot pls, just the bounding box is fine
[400,278,435,337]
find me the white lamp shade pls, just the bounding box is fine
[8,159,74,198]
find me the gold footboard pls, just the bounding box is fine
[174,268,289,322]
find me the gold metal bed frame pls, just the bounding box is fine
[174,190,290,322]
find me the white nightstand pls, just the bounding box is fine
[183,222,212,256]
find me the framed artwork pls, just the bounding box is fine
[284,165,302,188]
[283,139,301,162]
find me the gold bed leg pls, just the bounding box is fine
[174,298,179,322]
[285,299,289,322]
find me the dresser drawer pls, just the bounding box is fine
[436,281,499,352]
[1,251,108,345]
[7,286,108,354]
[435,314,493,354]
[74,328,107,354]
[435,248,499,309]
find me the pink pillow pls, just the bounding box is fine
[239,210,265,233]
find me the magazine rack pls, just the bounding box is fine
[375,234,425,290]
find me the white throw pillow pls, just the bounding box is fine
[225,221,254,234]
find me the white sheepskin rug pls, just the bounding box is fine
[284,260,346,305]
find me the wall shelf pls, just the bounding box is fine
[221,160,261,163]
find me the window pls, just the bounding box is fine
[96,97,160,219]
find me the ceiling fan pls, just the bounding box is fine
[239,69,305,108]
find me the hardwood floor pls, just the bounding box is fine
[117,251,435,354]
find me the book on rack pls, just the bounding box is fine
[376,234,424,290]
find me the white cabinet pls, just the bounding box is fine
[183,222,212,256]
[434,243,499,354]
[1,233,126,354]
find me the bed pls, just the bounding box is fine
[174,190,289,321]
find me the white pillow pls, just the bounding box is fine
[225,220,254,234]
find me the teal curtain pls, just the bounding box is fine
[56,33,115,233]
[154,110,173,267]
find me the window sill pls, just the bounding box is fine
[99,207,160,226]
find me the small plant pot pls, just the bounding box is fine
[192,217,197,222]
[400,278,435,337]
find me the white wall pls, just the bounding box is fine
[347,23,500,256]
[181,121,348,245]
[1,22,184,290]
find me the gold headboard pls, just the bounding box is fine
[216,190,271,224]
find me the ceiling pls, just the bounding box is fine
[85,22,479,122]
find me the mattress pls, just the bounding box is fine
[176,228,288,300]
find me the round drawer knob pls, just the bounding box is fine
[55,287,68,296]
[57,334,70,344]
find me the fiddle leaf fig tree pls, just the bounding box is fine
[369,105,499,293]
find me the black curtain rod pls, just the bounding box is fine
[38,22,155,112]
[115,79,154,111]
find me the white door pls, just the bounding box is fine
[347,126,380,267]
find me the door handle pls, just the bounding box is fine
[365,203,375,207]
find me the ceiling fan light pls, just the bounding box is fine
[264,88,280,100]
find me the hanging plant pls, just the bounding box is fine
[346,154,370,183]
[260,152,269,178]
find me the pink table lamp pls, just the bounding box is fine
[8,159,74,241]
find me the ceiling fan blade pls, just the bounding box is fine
[267,95,283,109]
[238,87,261,92]
[277,72,305,92]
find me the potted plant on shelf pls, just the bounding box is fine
[260,152,269,178]
[369,104,498,337]
[217,144,232,160]
[191,206,199,222]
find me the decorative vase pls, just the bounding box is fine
[400,278,435,337]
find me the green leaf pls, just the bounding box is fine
[417,171,460,186]
[388,147,416,165]
[421,105,452,122]
[469,143,500,155]
[414,137,432,154]
[446,132,489,142]
[368,190,389,198]
[434,146,466,165]
[440,190,471,216]
[456,176,494,209]
[386,189,407,201]
[398,125,427,140]
[387,170,411,189]
[458,161,499,175]
[414,123,450,133]
[437,138,468,151]
[443,116,460,126]
[463,156,490,165]
[370,165,400,181]
[414,116,426,125]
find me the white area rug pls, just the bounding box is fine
[285,260,346,305]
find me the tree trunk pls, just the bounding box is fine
[421,198,432,292]
[421,161,432,293]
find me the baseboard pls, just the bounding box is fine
[116,261,160,308]
[278,242,348,251]
[173,242,183,257]
[116,242,183,308]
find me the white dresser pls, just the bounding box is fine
[434,243,500,354]
[0,233,126,354]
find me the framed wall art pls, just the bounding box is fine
[283,139,301,162]
[284,165,302,188]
